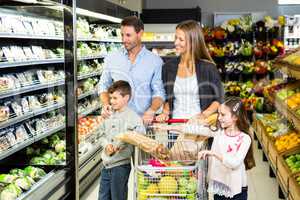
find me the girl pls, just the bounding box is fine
[154,97,255,200]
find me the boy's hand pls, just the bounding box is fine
[105,144,115,156]
[101,104,113,119]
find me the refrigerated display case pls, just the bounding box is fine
[75,11,123,195]
[0,1,77,199]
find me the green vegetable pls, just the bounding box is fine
[30,157,47,165]
[24,167,46,180]
[14,177,32,190]
[0,174,17,184]
[9,169,25,177]
[57,152,66,161]
[26,147,35,156]
[0,183,22,200]
[55,141,66,153]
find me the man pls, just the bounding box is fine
[99,16,165,124]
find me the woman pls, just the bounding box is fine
[156,20,224,125]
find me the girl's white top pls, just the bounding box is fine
[173,74,201,118]
[183,125,251,197]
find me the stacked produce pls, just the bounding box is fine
[137,160,197,200]
[77,78,99,96]
[26,133,66,165]
[0,46,64,62]
[0,14,63,37]
[285,153,300,173]
[275,132,300,153]
[78,60,103,76]
[77,17,121,40]
[256,113,290,138]
[78,115,103,142]
[0,166,46,200]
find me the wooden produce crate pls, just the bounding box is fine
[252,115,263,142]
[277,148,300,193]
[268,139,279,170]
[288,172,300,200]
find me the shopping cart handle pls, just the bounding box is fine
[152,118,188,123]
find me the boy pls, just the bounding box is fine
[98,80,145,200]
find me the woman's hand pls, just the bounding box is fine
[155,113,169,122]
[188,113,207,124]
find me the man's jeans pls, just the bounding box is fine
[99,164,131,200]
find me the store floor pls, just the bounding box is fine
[80,139,281,200]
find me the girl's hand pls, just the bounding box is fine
[155,113,169,122]
[198,150,215,159]
[188,113,207,124]
[151,124,171,131]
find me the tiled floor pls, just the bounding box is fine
[80,139,281,200]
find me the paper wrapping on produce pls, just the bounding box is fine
[115,131,170,160]
[169,113,217,161]
[169,133,208,161]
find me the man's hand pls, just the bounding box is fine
[142,108,156,125]
[105,144,115,156]
[101,104,113,119]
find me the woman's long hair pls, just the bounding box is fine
[224,96,256,170]
[176,20,214,69]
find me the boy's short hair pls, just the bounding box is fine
[121,16,144,33]
[108,80,131,98]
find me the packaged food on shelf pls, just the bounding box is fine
[14,125,29,143]
[27,96,41,110]
[6,130,17,147]
[0,106,9,122]
[21,98,30,114]
[0,77,15,91]
[0,132,12,152]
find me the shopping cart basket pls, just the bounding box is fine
[133,119,209,200]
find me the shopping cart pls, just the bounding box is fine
[133,119,209,200]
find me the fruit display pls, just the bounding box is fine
[0,166,46,200]
[286,92,300,110]
[281,49,300,66]
[78,115,103,142]
[256,113,291,138]
[275,132,300,153]
[276,88,298,101]
[26,133,66,165]
[137,162,198,199]
[285,153,300,173]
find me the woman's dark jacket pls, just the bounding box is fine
[162,57,225,117]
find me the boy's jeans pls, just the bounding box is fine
[99,164,131,200]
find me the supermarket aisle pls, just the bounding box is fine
[81,139,281,200]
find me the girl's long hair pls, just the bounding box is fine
[224,96,256,170]
[176,20,214,70]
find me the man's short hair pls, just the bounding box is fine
[121,16,144,33]
[108,80,132,98]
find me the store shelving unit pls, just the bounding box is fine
[252,50,300,200]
